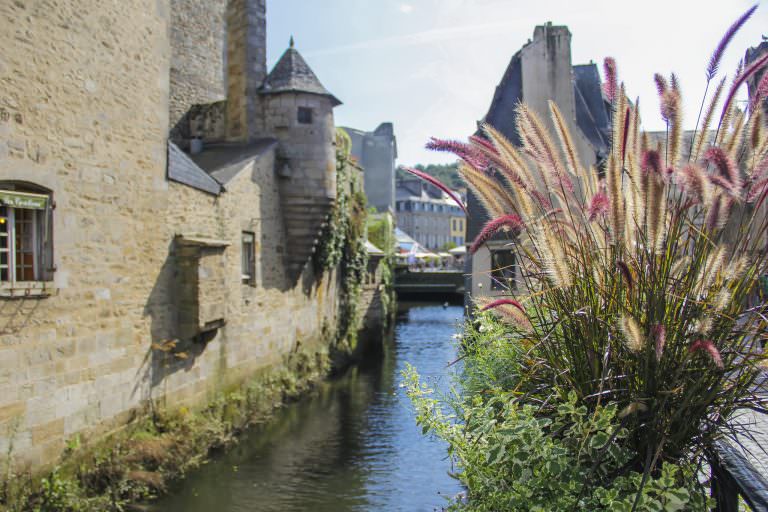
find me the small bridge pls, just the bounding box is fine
[393,268,465,299]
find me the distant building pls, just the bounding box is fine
[343,123,398,213]
[747,40,768,116]
[396,177,466,250]
[467,23,611,297]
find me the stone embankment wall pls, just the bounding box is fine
[0,0,345,472]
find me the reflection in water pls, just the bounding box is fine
[153,303,464,512]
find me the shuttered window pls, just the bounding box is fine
[0,186,53,286]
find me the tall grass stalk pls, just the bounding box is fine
[408,11,768,478]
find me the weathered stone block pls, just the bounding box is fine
[31,418,64,445]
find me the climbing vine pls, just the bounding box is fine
[366,211,396,329]
[315,129,369,355]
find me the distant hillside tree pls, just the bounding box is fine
[397,163,461,190]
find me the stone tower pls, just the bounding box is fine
[177,0,342,280]
[260,38,340,199]
[225,0,267,142]
[259,38,342,278]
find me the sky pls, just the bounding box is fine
[266,1,768,166]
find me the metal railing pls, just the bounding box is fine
[711,441,768,511]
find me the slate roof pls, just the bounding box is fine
[260,46,341,106]
[468,51,524,243]
[467,52,611,242]
[167,142,222,195]
[189,139,278,184]
[573,64,611,156]
[168,139,278,195]
[482,51,524,145]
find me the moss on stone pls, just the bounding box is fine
[0,344,331,512]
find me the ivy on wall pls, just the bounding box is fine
[367,211,397,329]
[315,129,369,356]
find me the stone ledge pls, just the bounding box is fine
[175,235,231,248]
[0,282,56,299]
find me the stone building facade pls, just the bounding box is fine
[343,123,398,213]
[0,0,365,472]
[395,178,466,250]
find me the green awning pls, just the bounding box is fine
[0,190,48,210]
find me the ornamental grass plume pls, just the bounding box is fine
[410,6,768,483]
[470,214,524,254]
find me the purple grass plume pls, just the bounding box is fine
[720,51,768,125]
[704,147,741,196]
[689,339,724,369]
[469,135,499,156]
[652,324,666,362]
[425,137,490,171]
[587,192,610,221]
[621,106,631,161]
[470,214,524,254]
[750,71,768,112]
[480,298,526,315]
[616,261,634,291]
[642,150,663,175]
[403,167,467,214]
[707,4,758,80]
[603,57,618,103]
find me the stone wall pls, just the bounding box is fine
[225,0,267,142]
[169,0,228,143]
[0,0,343,472]
[0,0,171,469]
[149,152,340,409]
[263,93,336,199]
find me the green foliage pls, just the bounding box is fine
[33,469,87,512]
[316,129,369,352]
[368,212,397,328]
[397,163,462,189]
[404,341,713,511]
[0,347,330,512]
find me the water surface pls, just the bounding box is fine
[153,302,464,512]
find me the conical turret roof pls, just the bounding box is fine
[260,40,341,106]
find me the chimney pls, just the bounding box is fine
[522,24,575,134]
[225,0,267,141]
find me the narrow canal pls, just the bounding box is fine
[153,302,464,512]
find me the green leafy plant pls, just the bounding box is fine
[316,128,369,355]
[405,359,711,511]
[368,211,397,328]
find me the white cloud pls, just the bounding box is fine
[399,3,414,13]
[305,20,517,57]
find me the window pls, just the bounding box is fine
[0,184,53,288]
[490,249,516,291]
[297,107,313,124]
[241,231,255,285]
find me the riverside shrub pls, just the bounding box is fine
[405,339,711,510]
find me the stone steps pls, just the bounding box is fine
[279,194,335,280]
